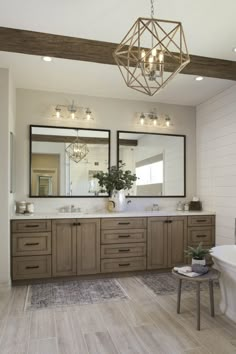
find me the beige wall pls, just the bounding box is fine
[15,88,196,212]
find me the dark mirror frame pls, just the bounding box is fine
[117,130,186,198]
[29,124,111,198]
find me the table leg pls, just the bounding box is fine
[196,282,201,330]
[177,279,182,314]
[209,280,215,317]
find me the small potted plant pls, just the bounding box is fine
[93,160,137,211]
[185,243,211,265]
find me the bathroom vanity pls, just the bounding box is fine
[11,211,215,281]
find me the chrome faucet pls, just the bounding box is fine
[152,203,159,211]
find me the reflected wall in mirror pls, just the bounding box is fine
[30,125,110,197]
[117,131,186,197]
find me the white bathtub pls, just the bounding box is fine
[211,245,236,323]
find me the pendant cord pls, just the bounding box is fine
[150,0,155,18]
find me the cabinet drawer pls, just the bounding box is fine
[188,227,215,245]
[101,229,146,244]
[101,218,146,230]
[188,216,214,227]
[101,243,146,259]
[12,232,51,256]
[101,257,146,273]
[12,255,51,280]
[12,220,51,233]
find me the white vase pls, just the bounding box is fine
[192,258,206,266]
[108,189,127,212]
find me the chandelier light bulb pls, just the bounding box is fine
[152,48,157,57]
[159,51,164,63]
[141,49,146,60]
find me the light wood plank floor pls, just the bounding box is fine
[0,275,236,354]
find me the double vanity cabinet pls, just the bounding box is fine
[11,213,215,281]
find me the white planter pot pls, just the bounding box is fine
[192,258,206,266]
[108,190,127,212]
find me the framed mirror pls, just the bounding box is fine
[117,131,186,197]
[30,125,110,197]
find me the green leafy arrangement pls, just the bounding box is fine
[184,243,210,260]
[93,160,137,194]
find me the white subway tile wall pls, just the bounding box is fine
[197,84,236,245]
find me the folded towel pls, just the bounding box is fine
[174,266,200,277]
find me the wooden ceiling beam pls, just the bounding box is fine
[0,26,236,81]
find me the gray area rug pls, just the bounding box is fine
[25,278,128,310]
[136,272,219,296]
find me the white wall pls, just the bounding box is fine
[196,84,236,245]
[15,88,196,212]
[0,68,15,283]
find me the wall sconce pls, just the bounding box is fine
[52,100,94,121]
[138,112,173,127]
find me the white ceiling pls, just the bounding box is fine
[0,0,235,106]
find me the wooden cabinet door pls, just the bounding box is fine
[52,219,77,277]
[77,219,101,275]
[168,216,187,267]
[147,217,168,270]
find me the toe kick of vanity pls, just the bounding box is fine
[11,213,215,281]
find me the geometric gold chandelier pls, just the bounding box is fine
[65,130,89,163]
[113,0,190,96]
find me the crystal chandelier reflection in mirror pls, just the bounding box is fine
[65,130,89,163]
[52,100,93,121]
[113,0,190,96]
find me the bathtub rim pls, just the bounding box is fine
[211,245,236,268]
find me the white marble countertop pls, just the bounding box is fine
[11,210,215,220]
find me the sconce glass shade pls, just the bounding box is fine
[65,138,89,163]
[51,101,93,121]
[113,17,190,96]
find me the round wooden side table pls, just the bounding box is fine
[172,268,220,330]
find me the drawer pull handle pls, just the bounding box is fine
[25,225,39,228]
[25,242,40,246]
[118,235,130,238]
[118,249,130,252]
[73,222,81,226]
[118,222,130,225]
[119,263,130,267]
[25,266,39,269]
[196,235,207,238]
[196,219,207,223]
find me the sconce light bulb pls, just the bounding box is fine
[86,109,92,120]
[71,112,75,119]
[153,118,157,126]
[56,110,61,119]
[165,117,171,127]
[140,113,145,125]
